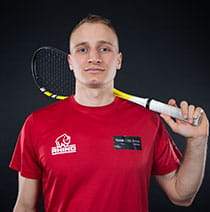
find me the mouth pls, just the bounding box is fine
[84,67,105,73]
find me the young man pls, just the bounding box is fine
[10,14,209,212]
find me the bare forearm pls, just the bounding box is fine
[175,136,208,203]
[13,175,40,212]
[13,203,38,212]
[158,102,209,206]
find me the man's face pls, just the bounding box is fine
[68,23,122,88]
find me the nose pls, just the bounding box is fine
[88,58,102,64]
[87,50,102,64]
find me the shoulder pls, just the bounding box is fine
[116,97,161,125]
[27,97,71,123]
[36,97,70,112]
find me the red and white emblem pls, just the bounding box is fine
[55,134,71,148]
[52,133,76,155]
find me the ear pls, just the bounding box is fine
[67,54,73,71]
[117,52,123,70]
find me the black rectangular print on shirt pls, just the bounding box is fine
[114,136,142,150]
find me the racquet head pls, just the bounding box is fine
[31,46,74,100]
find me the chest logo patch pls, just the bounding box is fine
[51,133,76,155]
[114,136,142,150]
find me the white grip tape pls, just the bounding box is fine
[129,96,148,107]
[149,100,201,126]
[121,95,200,126]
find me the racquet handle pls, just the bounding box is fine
[149,99,201,126]
[114,89,201,126]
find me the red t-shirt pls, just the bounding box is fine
[10,96,182,212]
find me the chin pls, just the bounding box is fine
[85,79,107,88]
[87,82,103,88]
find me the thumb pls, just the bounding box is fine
[160,113,178,130]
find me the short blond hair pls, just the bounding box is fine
[69,14,119,51]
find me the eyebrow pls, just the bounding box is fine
[72,40,115,49]
[97,40,114,47]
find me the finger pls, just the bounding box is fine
[199,110,209,129]
[193,107,206,127]
[168,99,176,107]
[188,105,195,124]
[193,107,203,120]
[180,100,189,120]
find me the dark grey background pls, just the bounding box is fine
[1,0,209,211]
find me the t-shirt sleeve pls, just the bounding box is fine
[9,114,42,179]
[151,118,183,176]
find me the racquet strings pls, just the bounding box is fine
[32,47,73,97]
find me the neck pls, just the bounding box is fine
[74,83,115,107]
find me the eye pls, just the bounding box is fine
[99,47,110,52]
[78,48,88,53]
